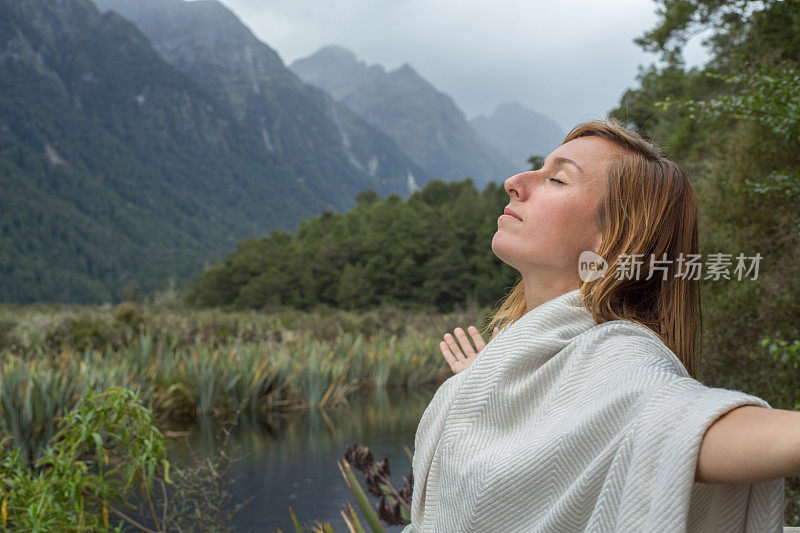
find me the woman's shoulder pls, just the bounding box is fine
[585,317,666,345]
[576,318,689,378]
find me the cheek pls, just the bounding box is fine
[526,199,574,241]
[524,198,598,260]
[556,199,600,253]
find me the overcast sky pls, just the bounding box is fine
[214,0,712,133]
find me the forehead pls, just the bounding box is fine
[549,137,617,174]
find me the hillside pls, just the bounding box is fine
[0,0,322,302]
[94,0,429,198]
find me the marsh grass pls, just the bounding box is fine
[0,359,82,466]
[0,301,487,464]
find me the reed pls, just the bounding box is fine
[0,358,84,466]
[0,301,490,460]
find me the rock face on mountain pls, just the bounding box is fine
[94,0,428,199]
[291,45,518,187]
[1,0,334,303]
[470,102,565,171]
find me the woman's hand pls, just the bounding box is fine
[440,325,500,374]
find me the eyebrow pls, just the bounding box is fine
[542,156,584,174]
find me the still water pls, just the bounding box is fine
[167,387,437,532]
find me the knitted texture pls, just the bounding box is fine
[401,289,784,532]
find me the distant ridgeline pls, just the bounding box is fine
[181,179,519,313]
[290,45,521,187]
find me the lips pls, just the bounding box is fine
[503,206,522,221]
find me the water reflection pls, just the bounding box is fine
[167,386,437,532]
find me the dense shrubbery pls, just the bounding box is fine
[0,387,242,531]
[180,178,519,313]
[0,299,490,354]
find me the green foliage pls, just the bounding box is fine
[526,155,545,171]
[111,302,145,330]
[117,283,145,305]
[338,458,387,533]
[655,65,800,202]
[183,179,517,313]
[680,67,800,141]
[63,313,126,352]
[761,337,800,411]
[0,387,170,531]
[0,360,84,467]
[632,0,786,63]
[0,383,246,531]
[763,337,800,370]
[0,317,16,351]
[0,302,478,530]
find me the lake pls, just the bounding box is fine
[167,386,437,532]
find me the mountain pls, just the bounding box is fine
[470,102,565,171]
[291,45,386,101]
[290,46,519,187]
[93,0,428,198]
[0,0,328,303]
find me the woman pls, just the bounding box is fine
[402,118,798,532]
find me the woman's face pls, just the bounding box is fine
[492,136,614,281]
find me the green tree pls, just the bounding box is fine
[336,263,372,309]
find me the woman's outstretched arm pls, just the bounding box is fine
[695,405,800,483]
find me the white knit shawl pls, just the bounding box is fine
[401,289,784,532]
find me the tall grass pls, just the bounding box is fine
[0,359,83,466]
[0,301,486,460]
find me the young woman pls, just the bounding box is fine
[403,118,798,532]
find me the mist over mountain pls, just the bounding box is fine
[470,102,565,171]
[290,45,386,101]
[94,0,428,199]
[291,45,518,187]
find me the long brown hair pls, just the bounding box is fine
[484,117,702,378]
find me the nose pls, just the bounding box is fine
[504,171,533,200]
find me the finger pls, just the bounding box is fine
[468,325,487,351]
[440,341,458,369]
[443,332,466,360]
[492,327,500,337]
[453,327,477,358]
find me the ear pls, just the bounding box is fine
[592,232,603,254]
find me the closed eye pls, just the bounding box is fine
[547,176,565,184]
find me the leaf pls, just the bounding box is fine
[339,459,386,533]
[289,506,304,533]
[92,432,103,452]
[162,459,173,485]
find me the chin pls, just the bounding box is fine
[491,235,516,267]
